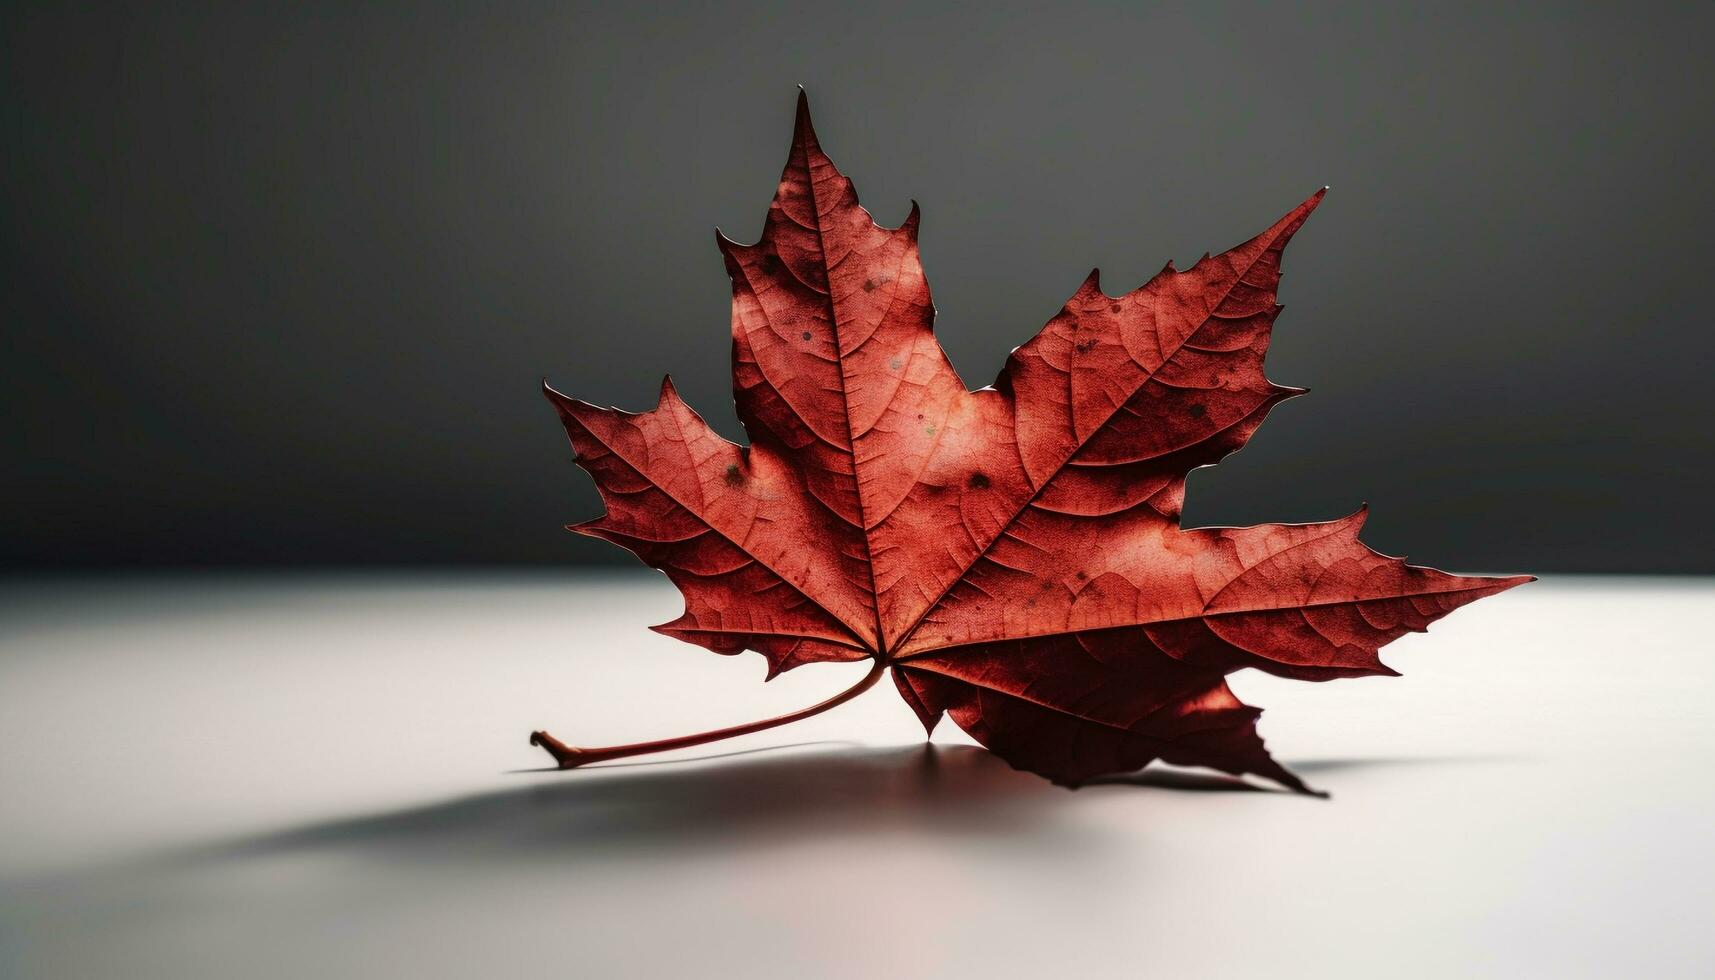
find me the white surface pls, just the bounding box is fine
[0,571,1709,978]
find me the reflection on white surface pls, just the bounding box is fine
[0,571,1710,978]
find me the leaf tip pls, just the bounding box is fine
[1295,186,1328,221]
[541,379,577,416]
[1264,762,1324,797]
[566,518,610,539]
[1276,186,1328,237]
[713,227,750,274]
[793,87,817,142]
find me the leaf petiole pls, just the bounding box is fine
[530,657,888,768]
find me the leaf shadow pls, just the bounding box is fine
[192,746,1519,868]
[7,745,1512,901]
[206,743,1073,867]
[1287,755,1525,774]
[5,742,1528,955]
[1088,754,1521,794]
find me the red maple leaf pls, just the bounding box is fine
[530,93,1530,793]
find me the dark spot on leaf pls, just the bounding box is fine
[967,472,990,490]
[1110,303,1122,313]
[1074,339,1098,354]
[802,331,812,341]
[724,464,744,486]
[863,278,876,291]
[1075,570,1088,581]
[889,357,903,371]
[1188,403,1207,418]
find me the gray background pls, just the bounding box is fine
[5,1,1711,572]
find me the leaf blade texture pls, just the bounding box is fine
[546,93,1529,790]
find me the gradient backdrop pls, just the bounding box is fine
[6,1,1712,573]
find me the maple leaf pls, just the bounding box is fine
[529,92,1530,793]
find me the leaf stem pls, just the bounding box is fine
[529,657,888,768]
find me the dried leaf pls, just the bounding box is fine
[537,93,1529,792]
